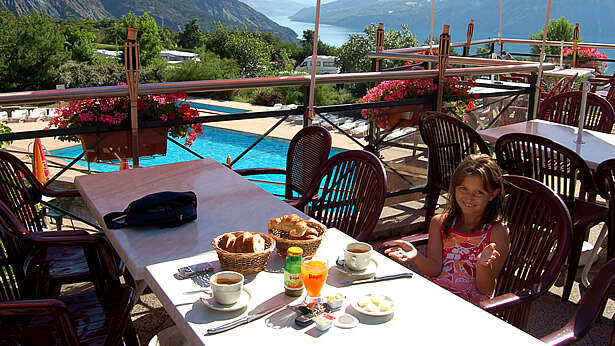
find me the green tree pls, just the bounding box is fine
[0,12,69,91]
[178,18,204,49]
[530,17,577,56]
[113,12,165,66]
[64,27,97,62]
[160,25,178,49]
[164,50,241,82]
[294,29,338,64]
[336,23,418,73]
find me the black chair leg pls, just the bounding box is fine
[563,228,586,301]
[123,319,140,346]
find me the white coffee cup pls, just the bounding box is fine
[344,242,373,271]
[210,271,244,305]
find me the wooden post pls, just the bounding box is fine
[124,28,141,168]
[572,23,580,67]
[436,25,451,112]
[464,20,474,57]
[375,23,385,72]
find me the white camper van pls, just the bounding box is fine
[295,55,339,74]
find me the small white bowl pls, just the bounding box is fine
[325,292,346,310]
[314,314,335,331]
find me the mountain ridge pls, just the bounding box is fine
[0,0,299,42]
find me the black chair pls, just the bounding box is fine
[541,257,615,345]
[292,150,387,242]
[235,126,331,202]
[419,111,490,229]
[0,200,138,345]
[495,133,607,302]
[0,151,126,296]
[480,175,572,331]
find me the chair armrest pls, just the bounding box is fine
[29,233,121,280]
[540,328,576,346]
[479,290,533,312]
[40,188,80,198]
[377,234,429,252]
[235,168,286,176]
[36,230,90,237]
[0,300,79,346]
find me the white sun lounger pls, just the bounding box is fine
[351,124,369,136]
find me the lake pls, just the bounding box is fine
[270,15,361,47]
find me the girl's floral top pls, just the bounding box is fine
[49,92,203,147]
[361,75,476,130]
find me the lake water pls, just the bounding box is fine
[270,15,361,47]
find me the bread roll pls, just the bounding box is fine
[251,233,266,252]
[234,232,253,253]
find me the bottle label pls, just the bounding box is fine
[284,271,303,290]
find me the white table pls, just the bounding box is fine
[478,119,615,169]
[145,228,543,346]
[542,67,595,79]
[75,159,307,282]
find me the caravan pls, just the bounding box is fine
[295,55,340,74]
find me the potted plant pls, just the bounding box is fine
[562,47,608,73]
[49,92,202,162]
[361,76,475,130]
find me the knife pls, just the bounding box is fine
[206,302,287,335]
[340,272,413,286]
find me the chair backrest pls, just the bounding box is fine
[0,200,35,301]
[419,111,490,191]
[304,150,387,241]
[0,151,46,233]
[538,91,615,133]
[496,175,572,329]
[495,132,595,214]
[285,126,332,200]
[541,257,615,345]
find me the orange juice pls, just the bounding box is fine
[301,256,328,297]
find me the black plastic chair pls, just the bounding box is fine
[292,150,387,242]
[235,126,331,201]
[495,133,607,302]
[0,200,138,345]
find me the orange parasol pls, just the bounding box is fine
[32,138,50,183]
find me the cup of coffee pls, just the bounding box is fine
[343,242,372,271]
[210,271,244,305]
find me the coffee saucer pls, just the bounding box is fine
[335,257,378,279]
[200,288,251,312]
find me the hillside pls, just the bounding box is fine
[289,0,615,45]
[0,0,110,19]
[240,0,305,17]
[0,0,299,42]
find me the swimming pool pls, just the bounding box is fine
[186,101,247,114]
[51,126,342,197]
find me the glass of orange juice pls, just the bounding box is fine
[301,256,329,307]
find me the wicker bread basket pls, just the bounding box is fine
[212,232,275,275]
[268,223,327,257]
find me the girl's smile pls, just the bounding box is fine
[455,175,497,216]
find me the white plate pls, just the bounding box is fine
[335,258,378,279]
[351,294,395,317]
[200,288,251,312]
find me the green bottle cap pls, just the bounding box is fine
[287,246,303,257]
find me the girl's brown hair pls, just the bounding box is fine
[442,154,505,236]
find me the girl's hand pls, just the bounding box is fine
[478,243,500,268]
[384,240,418,263]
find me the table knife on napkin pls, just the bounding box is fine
[341,272,413,286]
[206,302,287,335]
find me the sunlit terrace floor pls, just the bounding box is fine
[5,100,615,344]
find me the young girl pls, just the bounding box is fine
[385,154,510,304]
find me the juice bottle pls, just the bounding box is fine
[284,247,304,297]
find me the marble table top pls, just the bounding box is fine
[75,158,307,280]
[478,119,615,169]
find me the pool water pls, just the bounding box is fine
[51,126,342,197]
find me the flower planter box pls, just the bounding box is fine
[79,128,167,162]
[385,104,433,130]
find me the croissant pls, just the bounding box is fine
[268,214,325,240]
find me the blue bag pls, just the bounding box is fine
[104,191,197,229]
